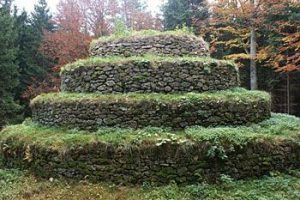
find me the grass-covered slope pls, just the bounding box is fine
[1,113,299,148]
[90,29,196,47]
[1,167,300,200]
[31,88,268,105]
[61,54,234,73]
[1,114,299,185]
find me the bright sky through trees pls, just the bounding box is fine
[14,0,164,13]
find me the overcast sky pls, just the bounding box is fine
[14,0,164,14]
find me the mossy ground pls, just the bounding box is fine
[0,113,299,150]
[1,167,300,200]
[61,54,234,73]
[31,88,270,106]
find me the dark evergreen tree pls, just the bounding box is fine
[13,0,54,116]
[15,11,46,99]
[0,0,21,127]
[163,0,209,30]
[31,0,54,41]
[30,0,54,72]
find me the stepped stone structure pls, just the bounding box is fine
[31,33,271,130]
[6,31,295,185]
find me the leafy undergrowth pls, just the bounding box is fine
[0,167,300,200]
[0,113,299,150]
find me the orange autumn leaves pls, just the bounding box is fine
[23,0,162,99]
[202,0,299,72]
[41,0,162,69]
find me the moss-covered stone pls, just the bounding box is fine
[90,30,209,57]
[61,55,239,93]
[30,89,271,130]
[1,115,300,185]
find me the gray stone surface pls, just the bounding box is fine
[2,139,300,185]
[61,60,240,93]
[90,34,209,57]
[31,96,271,130]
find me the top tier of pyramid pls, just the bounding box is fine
[89,31,210,57]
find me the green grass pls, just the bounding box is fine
[0,167,300,200]
[61,54,234,73]
[31,88,270,106]
[0,113,299,150]
[1,112,300,199]
[90,28,195,48]
[0,168,26,200]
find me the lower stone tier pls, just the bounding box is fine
[30,89,271,130]
[1,114,300,185]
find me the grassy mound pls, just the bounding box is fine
[1,113,299,149]
[90,28,195,47]
[1,114,299,184]
[0,167,300,200]
[31,88,269,105]
[61,54,234,73]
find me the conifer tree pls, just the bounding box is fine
[20,0,54,105]
[30,0,54,70]
[31,0,54,41]
[163,0,209,30]
[0,0,21,127]
[15,11,45,100]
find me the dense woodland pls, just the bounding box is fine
[0,0,299,127]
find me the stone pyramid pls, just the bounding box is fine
[31,31,271,131]
[2,31,292,185]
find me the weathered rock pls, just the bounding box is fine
[31,92,271,131]
[90,34,209,57]
[1,138,300,185]
[61,60,240,93]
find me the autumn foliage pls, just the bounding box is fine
[198,0,299,72]
[23,0,162,99]
[42,0,92,68]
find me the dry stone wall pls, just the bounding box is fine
[2,139,300,185]
[90,34,209,57]
[61,60,239,93]
[31,94,271,130]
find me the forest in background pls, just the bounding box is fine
[0,0,299,127]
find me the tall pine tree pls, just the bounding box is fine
[31,0,54,41]
[30,0,54,75]
[163,0,209,30]
[0,0,21,127]
[15,11,44,101]
[16,0,54,114]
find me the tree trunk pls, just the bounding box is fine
[287,72,290,114]
[250,27,258,90]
